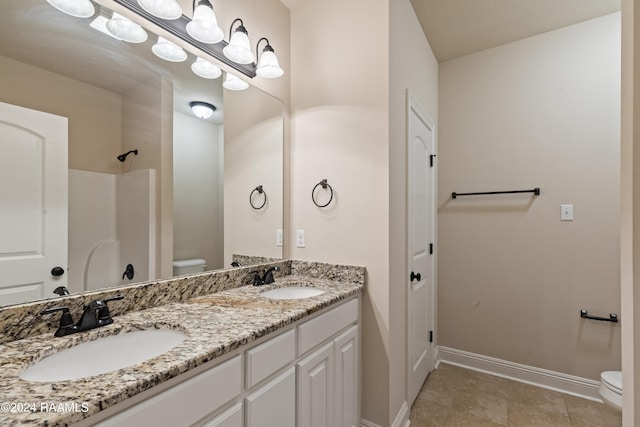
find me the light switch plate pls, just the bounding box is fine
[276,229,283,247]
[296,230,305,248]
[561,204,574,221]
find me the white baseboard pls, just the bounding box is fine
[361,400,410,427]
[437,346,602,402]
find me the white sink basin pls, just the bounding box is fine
[20,329,187,382]
[261,286,325,300]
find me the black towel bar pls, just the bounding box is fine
[451,188,540,199]
[580,309,618,323]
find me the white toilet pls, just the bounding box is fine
[599,370,622,410]
[172,259,207,276]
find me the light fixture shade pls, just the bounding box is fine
[152,36,187,62]
[190,101,216,119]
[46,0,95,18]
[137,0,182,20]
[223,73,249,91]
[106,13,148,43]
[256,50,284,78]
[186,2,224,44]
[223,29,254,64]
[191,57,222,79]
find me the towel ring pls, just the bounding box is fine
[312,179,334,208]
[250,185,267,210]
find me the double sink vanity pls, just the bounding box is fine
[0,260,364,426]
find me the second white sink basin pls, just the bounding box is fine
[20,329,187,382]
[261,286,325,300]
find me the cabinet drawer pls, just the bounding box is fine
[246,329,295,388]
[298,298,358,355]
[97,356,241,427]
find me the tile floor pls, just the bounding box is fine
[409,363,622,426]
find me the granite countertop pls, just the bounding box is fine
[0,275,364,426]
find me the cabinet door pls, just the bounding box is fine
[334,326,358,427]
[200,403,242,427]
[245,368,295,427]
[297,342,334,427]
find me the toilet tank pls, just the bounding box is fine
[172,259,207,276]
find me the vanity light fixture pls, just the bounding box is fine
[255,38,283,79]
[46,0,95,18]
[152,36,188,62]
[222,72,249,91]
[191,57,222,79]
[186,0,224,44]
[137,0,182,20]
[189,101,216,119]
[106,12,148,43]
[223,19,254,65]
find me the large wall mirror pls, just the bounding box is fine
[0,0,284,307]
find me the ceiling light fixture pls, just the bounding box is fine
[186,0,224,44]
[46,0,95,18]
[137,0,182,20]
[222,72,249,91]
[189,101,216,119]
[152,36,188,62]
[223,18,254,65]
[255,37,283,79]
[191,57,222,79]
[106,12,148,43]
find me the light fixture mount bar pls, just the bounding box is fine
[112,0,256,77]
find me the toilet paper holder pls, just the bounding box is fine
[580,309,618,323]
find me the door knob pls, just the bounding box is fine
[51,266,65,277]
[410,271,421,282]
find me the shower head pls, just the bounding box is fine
[117,149,138,162]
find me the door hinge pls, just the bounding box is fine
[429,331,433,343]
[429,154,436,167]
[429,243,433,255]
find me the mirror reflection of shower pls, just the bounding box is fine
[117,149,138,163]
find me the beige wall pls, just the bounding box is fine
[438,13,621,380]
[620,0,638,424]
[389,0,439,421]
[287,0,390,424]
[0,54,122,174]
[173,111,224,270]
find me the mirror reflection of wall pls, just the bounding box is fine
[173,111,224,272]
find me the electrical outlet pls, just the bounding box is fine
[296,229,305,248]
[276,229,283,247]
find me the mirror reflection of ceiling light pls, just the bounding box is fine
[106,13,148,43]
[89,16,121,40]
[189,101,216,119]
[222,73,249,91]
[186,0,224,44]
[137,0,182,20]
[191,57,222,79]
[152,36,188,62]
[46,0,95,18]
[255,38,283,79]
[223,19,254,65]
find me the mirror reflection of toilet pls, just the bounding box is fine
[599,371,622,410]
[172,259,207,276]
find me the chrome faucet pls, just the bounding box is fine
[41,295,124,337]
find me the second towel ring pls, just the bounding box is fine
[312,179,334,208]
[250,185,267,210]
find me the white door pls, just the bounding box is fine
[407,91,436,406]
[297,342,334,427]
[0,102,68,305]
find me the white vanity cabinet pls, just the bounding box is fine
[297,299,359,427]
[88,296,359,427]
